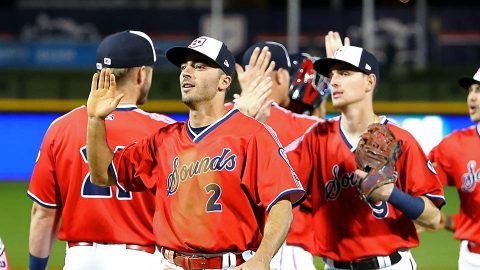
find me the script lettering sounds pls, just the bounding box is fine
[167,148,237,196]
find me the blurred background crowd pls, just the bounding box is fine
[0,0,478,102]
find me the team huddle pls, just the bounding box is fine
[25,29,480,270]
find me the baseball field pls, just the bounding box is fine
[0,181,459,270]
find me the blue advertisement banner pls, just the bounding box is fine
[0,42,97,68]
[0,112,474,181]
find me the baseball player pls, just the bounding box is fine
[285,45,445,269]
[86,36,305,270]
[27,30,175,270]
[236,42,331,270]
[428,67,480,270]
[0,238,9,270]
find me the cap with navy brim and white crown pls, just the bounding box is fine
[166,36,236,78]
[313,46,379,81]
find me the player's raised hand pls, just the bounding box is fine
[236,46,275,94]
[325,31,351,58]
[233,75,272,118]
[87,68,124,119]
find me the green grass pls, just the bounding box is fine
[0,182,459,270]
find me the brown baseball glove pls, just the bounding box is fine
[355,123,402,202]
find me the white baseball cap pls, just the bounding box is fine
[313,46,379,80]
[166,36,236,77]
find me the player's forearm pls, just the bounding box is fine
[413,196,442,230]
[87,116,115,186]
[254,199,293,264]
[29,203,59,258]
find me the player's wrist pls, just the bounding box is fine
[444,214,455,232]
[29,253,49,270]
[387,186,425,220]
[88,115,106,121]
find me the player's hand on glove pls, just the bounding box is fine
[325,31,350,58]
[87,68,124,119]
[236,46,275,95]
[354,123,402,203]
[233,76,273,119]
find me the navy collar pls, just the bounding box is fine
[340,116,388,152]
[115,104,137,111]
[186,109,239,143]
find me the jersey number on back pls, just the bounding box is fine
[80,146,132,200]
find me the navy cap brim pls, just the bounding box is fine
[313,58,365,77]
[166,47,224,72]
[458,77,480,90]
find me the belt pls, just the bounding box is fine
[330,251,402,270]
[160,247,244,270]
[67,241,156,254]
[468,241,480,254]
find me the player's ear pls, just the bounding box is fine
[218,73,232,92]
[365,74,376,93]
[276,68,289,86]
[135,66,147,85]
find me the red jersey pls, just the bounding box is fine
[114,109,305,253]
[428,124,480,243]
[286,116,445,261]
[28,105,175,245]
[266,103,320,251]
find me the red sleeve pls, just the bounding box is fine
[113,131,161,191]
[266,105,319,147]
[241,125,305,211]
[428,141,454,186]
[452,213,460,231]
[28,125,61,208]
[285,126,317,191]
[396,133,445,208]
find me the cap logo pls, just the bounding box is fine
[334,47,346,58]
[224,60,229,67]
[96,63,102,70]
[189,37,207,48]
[365,63,372,71]
[103,58,111,65]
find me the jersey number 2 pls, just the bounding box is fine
[80,146,132,200]
[205,183,222,212]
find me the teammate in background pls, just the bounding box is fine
[234,34,342,270]
[428,67,480,270]
[239,43,320,270]
[285,45,445,269]
[0,238,10,270]
[27,30,175,270]
[86,36,305,270]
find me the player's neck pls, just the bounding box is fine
[116,86,138,105]
[188,101,228,128]
[340,104,377,137]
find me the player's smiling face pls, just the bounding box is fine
[179,55,225,106]
[327,63,373,109]
[467,83,480,122]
